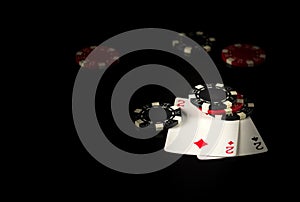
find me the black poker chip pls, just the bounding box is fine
[172,31,216,55]
[185,31,216,52]
[171,35,197,56]
[133,102,182,131]
[212,96,255,120]
[189,83,238,112]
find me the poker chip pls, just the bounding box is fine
[172,38,196,56]
[75,45,119,69]
[189,83,254,120]
[221,43,266,67]
[198,94,245,115]
[184,31,216,52]
[133,102,182,131]
[75,46,96,66]
[189,83,238,112]
[172,31,216,55]
[211,96,255,120]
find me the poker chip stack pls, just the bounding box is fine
[164,83,268,160]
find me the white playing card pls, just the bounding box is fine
[165,97,219,155]
[197,155,224,160]
[188,94,240,157]
[237,117,268,156]
[163,98,195,145]
[198,118,240,157]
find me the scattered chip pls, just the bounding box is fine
[184,31,216,52]
[133,102,182,131]
[172,31,216,56]
[221,43,266,67]
[75,45,119,69]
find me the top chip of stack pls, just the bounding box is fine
[189,83,237,111]
[189,83,254,120]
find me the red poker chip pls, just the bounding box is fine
[221,44,266,67]
[75,46,96,65]
[75,45,119,69]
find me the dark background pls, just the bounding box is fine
[48,4,289,197]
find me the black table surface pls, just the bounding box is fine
[55,10,288,196]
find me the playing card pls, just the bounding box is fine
[164,97,240,157]
[198,118,240,157]
[164,98,213,155]
[197,155,224,160]
[237,117,268,156]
